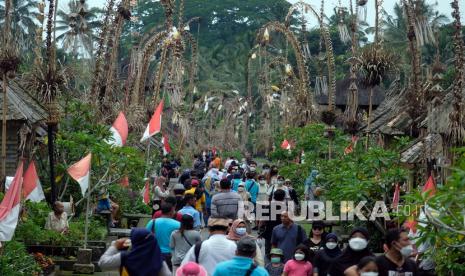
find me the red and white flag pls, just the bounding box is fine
[141,100,164,142]
[392,183,400,209]
[23,161,45,202]
[0,162,23,241]
[281,139,291,150]
[120,176,129,188]
[422,175,436,197]
[142,179,150,205]
[108,112,128,147]
[162,133,171,156]
[67,153,92,197]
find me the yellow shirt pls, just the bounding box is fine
[184,188,206,211]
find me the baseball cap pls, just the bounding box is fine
[270,248,284,256]
[191,179,200,187]
[237,237,256,254]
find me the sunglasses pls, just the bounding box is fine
[313,227,323,230]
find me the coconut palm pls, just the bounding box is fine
[0,0,39,52]
[55,0,101,57]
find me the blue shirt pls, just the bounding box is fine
[213,256,269,276]
[146,218,180,254]
[271,224,307,262]
[245,179,259,203]
[232,179,242,192]
[178,205,202,229]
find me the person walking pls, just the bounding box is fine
[213,237,269,276]
[283,245,313,276]
[181,217,237,275]
[210,178,243,220]
[313,232,342,276]
[176,262,208,276]
[153,176,170,214]
[178,194,202,230]
[303,221,326,262]
[98,228,171,276]
[375,229,417,276]
[170,215,202,275]
[227,219,264,266]
[344,256,379,276]
[265,248,285,276]
[271,211,307,262]
[328,227,374,276]
[146,203,181,270]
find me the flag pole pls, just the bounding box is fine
[144,138,151,178]
[83,176,91,250]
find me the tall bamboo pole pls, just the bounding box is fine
[1,74,7,182]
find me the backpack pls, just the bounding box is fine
[194,241,203,263]
[296,224,304,246]
[245,263,257,276]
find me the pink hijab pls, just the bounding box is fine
[227,219,253,241]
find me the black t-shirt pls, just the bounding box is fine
[303,239,323,262]
[376,255,418,276]
[314,249,340,276]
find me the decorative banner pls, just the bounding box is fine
[162,133,171,156]
[142,179,150,205]
[344,136,359,155]
[23,161,45,202]
[0,162,24,241]
[67,153,92,197]
[108,112,128,147]
[422,175,436,197]
[281,139,291,150]
[392,183,400,209]
[141,100,164,142]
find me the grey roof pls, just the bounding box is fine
[0,80,48,123]
[316,77,386,106]
[400,133,443,164]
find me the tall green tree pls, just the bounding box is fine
[0,0,39,53]
[55,0,101,57]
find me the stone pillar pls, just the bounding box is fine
[73,248,94,274]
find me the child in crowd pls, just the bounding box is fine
[283,245,313,276]
[265,248,285,276]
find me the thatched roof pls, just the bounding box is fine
[400,133,444,164]
[0,80,47,123]
[360,79,409,134]
[419,89,453,135]
[316,77,386,107]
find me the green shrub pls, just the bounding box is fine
[0,241,41,275]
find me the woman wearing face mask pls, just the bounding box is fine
[313,232,342,276]
[283,245,313,276]
[267,175,290,201]
[227,219,264,266]
[345,256,379,276]
[328,227,373,276]
[303,221,327,262]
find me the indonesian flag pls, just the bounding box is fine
[0,162,23,241]
[141,100,164,142]
[108,112,128,147]
[23,161,45,202]
[281,139,291,150]
[422,175,436,198]
[67,153,92,197]
[142,179,150,205]
[120,176,129,188]
[162,133,171,156]
[392,183,400,209]
[404,218,418,234]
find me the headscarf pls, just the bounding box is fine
[227,219,252,241]
[120,228,163,276]
[328,227,373,276]
[323,232,342,258]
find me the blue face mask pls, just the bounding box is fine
[235,227,247,236]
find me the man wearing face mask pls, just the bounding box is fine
[329,227,374,276]
[375,229,418,276]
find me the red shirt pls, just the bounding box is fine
[152,211,183,222]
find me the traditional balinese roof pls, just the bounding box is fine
[315,77,386,107]
[419,90,453,135]
[0,80,47,123]
[400,133,444,164]
[360,79,408,134]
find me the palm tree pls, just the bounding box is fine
[55,0,101,57]
[0,0,39,52]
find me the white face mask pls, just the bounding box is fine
[400,244,413,257]
[360,272,378,276]
[294,253,305,261]
[277,180,284,186]
[349,237,368,251]
[326,242,338,250]
[238,187,245,192]
[235,227,247,236]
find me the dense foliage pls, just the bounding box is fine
[0,241,41,276]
